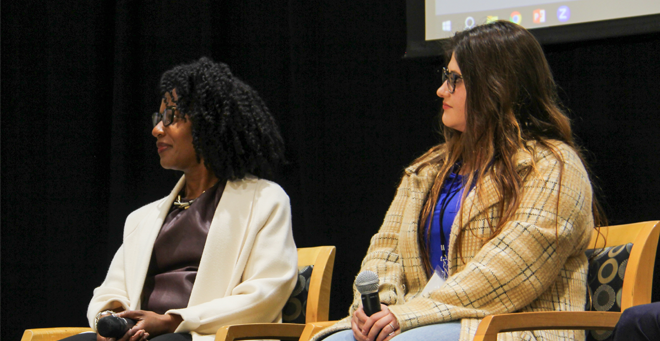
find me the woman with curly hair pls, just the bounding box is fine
[313,21,604,341]
[63,57,298,341]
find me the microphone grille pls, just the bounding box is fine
[355,270,379,294]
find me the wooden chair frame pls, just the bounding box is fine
[21,246,336,341]
[21,328,95,341]
[473,220,660,341]
[215,245,336,341]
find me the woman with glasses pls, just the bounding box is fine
[64,57,298,341]
[314,21,604,341]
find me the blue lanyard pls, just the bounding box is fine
[436,174,462,261]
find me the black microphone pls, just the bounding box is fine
[355,270,381,316]
[97,315,137,338]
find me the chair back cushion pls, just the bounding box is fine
[282,265,313,324]
[584,243,633,340]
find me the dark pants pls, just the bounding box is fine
[59,332,192,341]
[607,302,660,341]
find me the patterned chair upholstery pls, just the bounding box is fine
[585,243,632,340]
[283,265,315,324]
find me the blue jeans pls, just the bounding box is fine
[322,321,461,341]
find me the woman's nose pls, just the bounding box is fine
[152,121,164,138]
[437,81,449,98]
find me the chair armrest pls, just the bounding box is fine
[215,323,306,341]
[21,328,94,341]
[299,321,339,341]
[473,311,621,341]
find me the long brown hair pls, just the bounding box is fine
[417,21,606,276]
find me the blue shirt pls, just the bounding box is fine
[425,172,466,275]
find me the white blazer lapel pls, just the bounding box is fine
[189,177,258,306]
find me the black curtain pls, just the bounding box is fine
[3,1,659,340]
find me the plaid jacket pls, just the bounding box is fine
[313,141,593,341]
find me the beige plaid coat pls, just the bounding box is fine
[313,141,594,341]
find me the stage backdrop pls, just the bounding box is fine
[3,1,659,340]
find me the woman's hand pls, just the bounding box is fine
[94,309,148,341]
[116,310,183,338]
[351,305,400,341]
[95,328,148,341]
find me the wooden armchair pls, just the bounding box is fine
[215,245,336,341]
[299,221,660,341]
[473,220,660,341]
[21,246,336,341]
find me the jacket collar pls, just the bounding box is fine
[402,143,541,273]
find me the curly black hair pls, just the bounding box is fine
[159,57,285,181]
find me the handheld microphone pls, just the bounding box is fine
[355,270,381,316]
[97,315,137,338]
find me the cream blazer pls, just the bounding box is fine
[87,176,298,341]
[313,141,593,341]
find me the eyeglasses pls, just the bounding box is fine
[441,67,463,94]
[152,106,184,127]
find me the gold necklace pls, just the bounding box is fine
[172,195,196,209]
[172,181,219,210]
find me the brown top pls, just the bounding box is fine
[141,181,224,314]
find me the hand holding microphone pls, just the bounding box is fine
[95,309,182,341]
[352,271,400,341]
[356,270,381,316]
[96,313,137,339]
